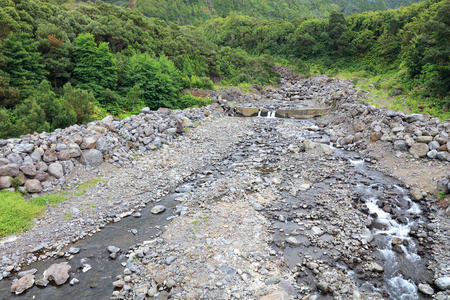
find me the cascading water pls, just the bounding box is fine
[267,111,276,118]
[257,109,261,117]
[350,159,426,300]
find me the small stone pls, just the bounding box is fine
[69,278,79,285]
[166,278,176,288]
[107,246,120,254]
[165,256,177,265]
[151,205,166,214]
[285,237,301,246]
[69,247,80,254]
[113,280,124,288]
[317,281,329,292]
[35,277,49,287]
[418,283,434,295]
[17,269,37,278]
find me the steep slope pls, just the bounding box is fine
[113,0,424,24]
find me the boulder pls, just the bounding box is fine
[416,136,433,143]
[81,137,98,149]
[20,165,36,177]
[393,140,407,151]
[0,164,20,177]
[435,277,450,290]
[48,163,64,179]
[57,150,71,161]
[409,143,429,157]
[418,283,434,295]
[87,125,107,135]
[436,151,450,162]
[7,153,23,166]
[68,144,82,158]
[353,120,366,132]
[30,151,42,163]
[25,179,43,193]
[44,263,71,285]
[35,161,48,172]
[43,149,58,162]
[0,176,11,189]
[405,114,425,123]
[34,171,49,182]
[80,149,103,167]
[304,140,333,155]
[10,274,35,295]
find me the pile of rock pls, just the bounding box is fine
[0,106,221,194]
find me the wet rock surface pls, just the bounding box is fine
[0,72,448,300]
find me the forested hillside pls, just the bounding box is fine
[200,0,450,117]
[104,0,423,24]
[0,0,279,138]
[0,0,448,139]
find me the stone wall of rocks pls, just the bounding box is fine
[0,106,221,194]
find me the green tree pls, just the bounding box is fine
[120,53,183,110]
[14,98,50,135]
[73,33,117,104]
[1,32,47,97]
[61,83,95,124]
[36,24,73,88]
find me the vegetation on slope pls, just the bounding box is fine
[199,0,450,118]
[0,0,279,138]
[105,0,423,24]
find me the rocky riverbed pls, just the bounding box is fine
[0,72,449,300]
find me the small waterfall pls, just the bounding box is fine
[267,111,276,118]
[257,109,261,117]
[363,190,422,299]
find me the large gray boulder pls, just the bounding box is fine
[0,164,20,177]
[80,149,103,167]
[409,143,429,157]
[25,179,43,193]
[43,263,71,285]
[48,163,64,179]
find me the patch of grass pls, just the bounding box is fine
[30,194,67,207]
[75,190,86,196]
[63,212,72,220]
[331,69,450,120]
[0,191,44,237]
[77,177,104,190]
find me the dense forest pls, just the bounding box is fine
[0,0,449,139]
[101,0,423,24]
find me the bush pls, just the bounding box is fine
[188,76,215,89]
[179,93,212,109]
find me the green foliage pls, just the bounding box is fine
[73,33,118,102]
[120,53,183,110]
[30,194,67,207]
[179,92,212,109]
[132,0,422,25]
[186,76,215,89]
[1,32,48,97]
[0,191,44,237]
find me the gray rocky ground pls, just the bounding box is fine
[0,71,449,299]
